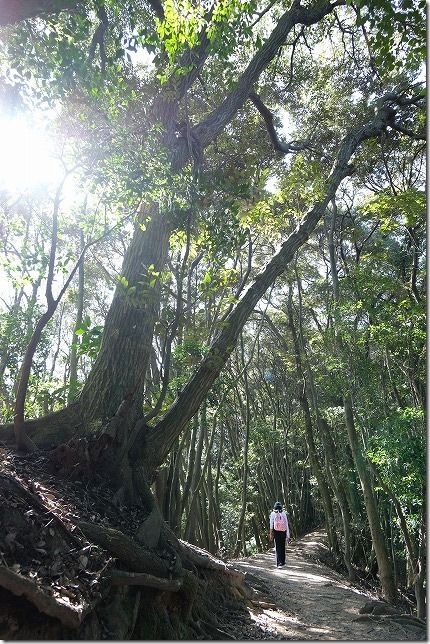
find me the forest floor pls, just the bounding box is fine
[225,532,427,640]
[0,447,426,641]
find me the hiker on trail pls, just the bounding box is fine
[270,501,290,567]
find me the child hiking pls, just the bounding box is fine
[269,501,290,567]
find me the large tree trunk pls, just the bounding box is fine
[77,205,171,429]
[4,0,348,456]
[1,106,399,464]
[1,207,171,453]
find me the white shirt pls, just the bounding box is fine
[270,510,290,537]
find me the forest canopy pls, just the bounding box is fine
[0,0,426,637]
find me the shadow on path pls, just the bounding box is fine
[231,533,426,641]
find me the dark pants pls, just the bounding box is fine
[273,529,286,566]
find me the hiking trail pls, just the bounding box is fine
[228,531,426,640]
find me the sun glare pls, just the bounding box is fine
[0,116,62,191]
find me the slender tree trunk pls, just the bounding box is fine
[180,417,199,531]
[267,294,340,555]
[234,335,251,558]
[14,310,56,451]
[205,461,216,554]
[213,422,225,555]
[414,511,426,618]
[344,393,397,603]
[369,459,426,616]
[69,227,85,402]
[318,416,356,580]
[168,436,188,533]
[13,177,69,451]
[184,406,206,542]
[302,345,356,577]
[328,199,397,603]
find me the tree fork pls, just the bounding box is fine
[144,98,399,475]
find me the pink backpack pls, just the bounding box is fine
[274,511,287,531]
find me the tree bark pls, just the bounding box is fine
[144,99,397,475]
[76,205,171,430]
[327,197,398,604]
[284,289,340,556]
[233,335,251,558]
[69,225,85,402]
[0,0,84,26]
[343,393,397,604]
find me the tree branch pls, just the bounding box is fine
[145,95,399,472]
[248,90,309,153]
[147,0,164,21]
[88,4,108,73]
[250,0,278,28]
[0,0,84,26]
[189,1,345,151]
[390,122,426,140]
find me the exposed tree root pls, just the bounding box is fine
[106,569,182,591]
[196,618,237,639]
[0,461,257,639]
[178,539,246,587]
[73,520,175,578]
[0,565,93,629]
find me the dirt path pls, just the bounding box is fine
[230,532,426,640]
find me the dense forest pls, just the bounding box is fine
[0,0,426,638]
